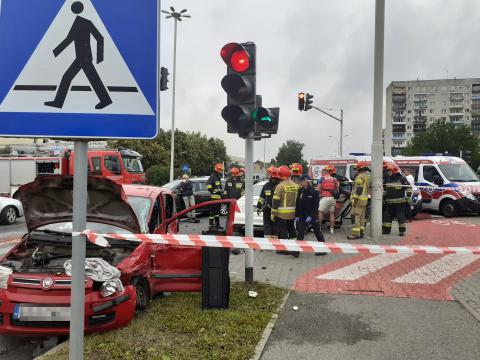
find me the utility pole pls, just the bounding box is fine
[311,106,344,156]
[370,0,385,238]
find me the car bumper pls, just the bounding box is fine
[0,286,136,337]
[456,197,480,214]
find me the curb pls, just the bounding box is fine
[34,340,68,360]
[455,297,480,323]
[250,290,290,360]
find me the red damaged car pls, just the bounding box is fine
[0,176,235,336]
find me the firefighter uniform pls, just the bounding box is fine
[272,178,299,255]
[206,171,223,229]
[224,176,244,200]
[257,179,278,237]
[383,172,412,235]
[349,171,370,239]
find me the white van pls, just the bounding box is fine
[394,156,480,217]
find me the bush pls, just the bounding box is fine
[146,165,170,186]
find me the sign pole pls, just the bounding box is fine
[244,134,254,283]
[69,140,88,360]
[370,0,385,238]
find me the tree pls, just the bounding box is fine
[275,140,308,170]
[108,129,228,182]
[403,120,480,169]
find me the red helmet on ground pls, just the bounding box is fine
[214,163,224,173]
[355,161,370,171]
[278,165,291,180]
[290,163,303,176]
[230,167,239,176]
[266,166,277,177]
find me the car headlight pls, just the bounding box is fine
[0,266,12,289]
[100,279,124,298]
[460,190,476,201]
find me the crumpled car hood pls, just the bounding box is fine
[17,176,141,233]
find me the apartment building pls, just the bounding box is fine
[384,78,480,156]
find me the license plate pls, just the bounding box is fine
[13,304,71,322]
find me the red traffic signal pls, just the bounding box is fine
[221,43,251,73]
[298,92,305,111]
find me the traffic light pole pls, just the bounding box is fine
[370,0,385,239]
[244,134,254,284]
[311,106,344,156]
[169,18,178,182]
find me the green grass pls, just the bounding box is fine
[43,282,287,360]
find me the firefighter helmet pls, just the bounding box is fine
[266,166,277,177]
[385,162,400,173]
[230,167,239,176]
[324,165,336,174]
[355,161,370,171]
[278,165,291,180]
[239,167,245,175]
[290,163,303,176]
[214,163,224,173]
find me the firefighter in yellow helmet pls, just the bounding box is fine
[272,165,299,257]
[348,161,370,239]
[206,163,224,231]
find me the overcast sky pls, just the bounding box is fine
[159,0,480,163]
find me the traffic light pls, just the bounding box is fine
[220,42,256,137]
[160,67,169,91]
[253,107,279,134]
[305,93,314,111]
[298,92,305,111]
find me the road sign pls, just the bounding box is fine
[0,0,159,139]
[182,164,190,173]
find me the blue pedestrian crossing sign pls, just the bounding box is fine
[0,0,159,139]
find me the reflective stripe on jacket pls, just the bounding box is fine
[207,172,223,200]
[272,179,299,220]
[351,172,369,206]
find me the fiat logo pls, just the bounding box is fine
[42,277,54,290]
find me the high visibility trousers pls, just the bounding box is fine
[351,205,367,237]
[382,203,406,234]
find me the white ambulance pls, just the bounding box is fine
[393,156,480,217]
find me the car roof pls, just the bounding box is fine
[122,184,173,198]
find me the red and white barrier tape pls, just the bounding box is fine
[77,231,480,255]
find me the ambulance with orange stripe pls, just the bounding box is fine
[393,156,480,217]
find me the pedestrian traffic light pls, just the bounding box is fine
[160,67,169,91]
[305,93,314,111]
[298,92,305,111]
[253,107,279,134]
[220,42,256,138]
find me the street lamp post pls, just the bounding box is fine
[329,134,349,156]
[161,7,191,182]
[311,107,344,156]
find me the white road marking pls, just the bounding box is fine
[392,254,480,284]
[316,254,412,281]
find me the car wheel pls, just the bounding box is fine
[220,203,228,216]
[132,277,149,311]
[440,199,457,218]
[1,206,17,225]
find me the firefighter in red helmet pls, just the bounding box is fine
[272,165,299,257]
[206,163,224,231]
[257,166,280,238]
[290,163,303,184]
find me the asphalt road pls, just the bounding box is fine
[261,292,480,360]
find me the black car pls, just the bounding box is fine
[162,177,228,215]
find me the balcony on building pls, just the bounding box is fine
[392,116,406,124]
[472,84,480,94]
[392,103,406,111]
[392,93,406,103]
[392,124,406,133]
[392,133,406,141]
[413,119,427,132]
[391,147,404,156]
[413,93,428,101]
[450,92,464,102]
[413,101,427,110]
[449,116,464,125]
[449,107,464,116]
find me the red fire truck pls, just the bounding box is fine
[0,148,145,197]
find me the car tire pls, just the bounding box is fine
[1,206,17,225]
[132,277,149,311]
[220,203,228,216]
[440,199,457,218]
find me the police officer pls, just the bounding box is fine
[206,163,224,231]
[257,166,280,238]
[272,165,299,257]
[348,161,370,239]
[296,175,326,255]
[224,167,244,200]
[383,163,412,236]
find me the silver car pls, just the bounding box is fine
[0,196,24,225]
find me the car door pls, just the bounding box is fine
[149,199,236,293]
[421,165,444,210]
[193,180,212,204]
